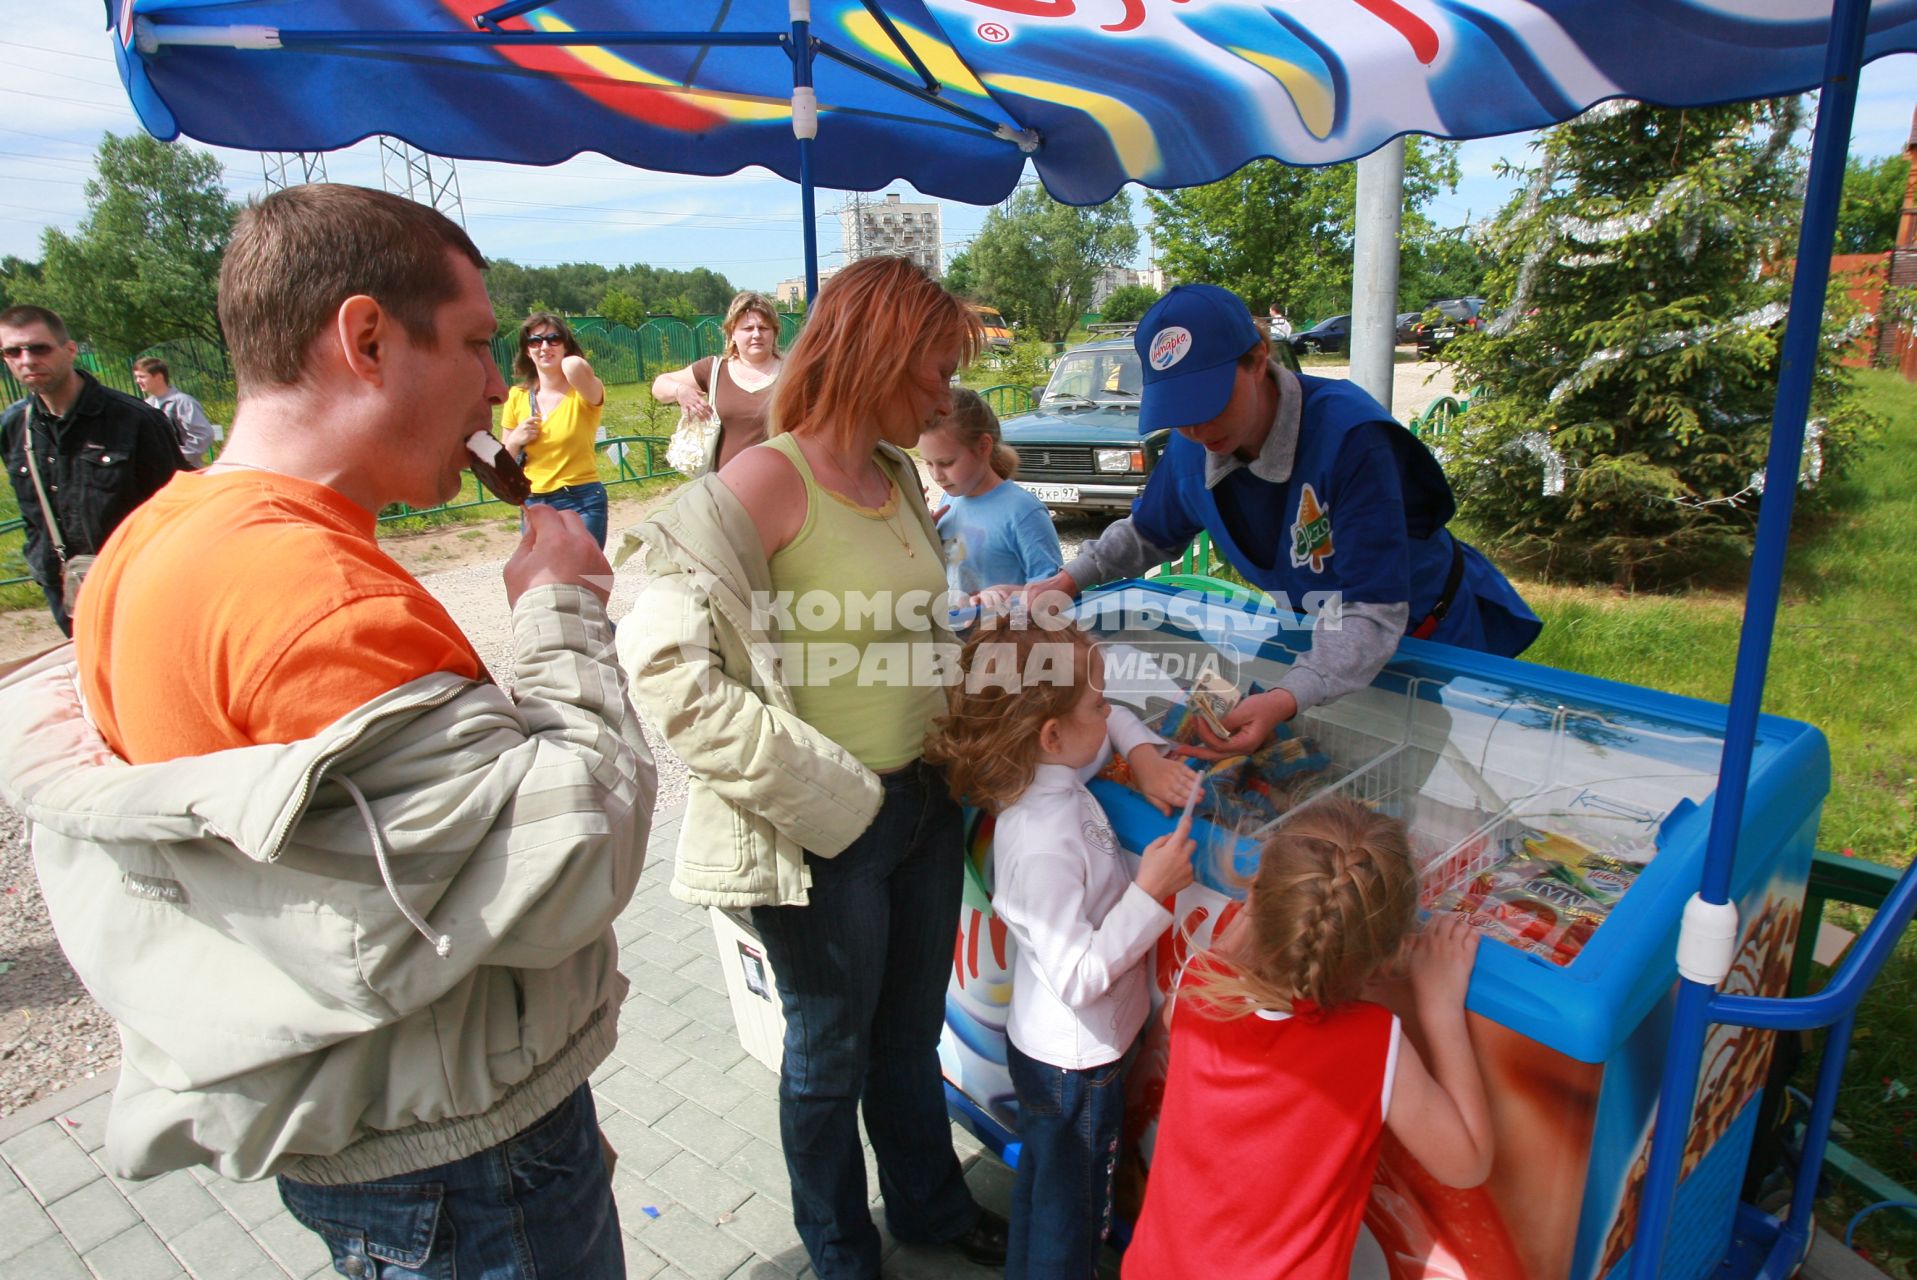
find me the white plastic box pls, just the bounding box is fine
[708,907,786,1074]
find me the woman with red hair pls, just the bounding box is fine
[616,257,1004,1280]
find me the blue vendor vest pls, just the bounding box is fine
[1135,373,1540,658]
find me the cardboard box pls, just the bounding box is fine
[709,907,786,1074]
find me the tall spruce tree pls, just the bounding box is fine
[1445,99,1876,589]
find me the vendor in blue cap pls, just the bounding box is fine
[1004,283,1540,753]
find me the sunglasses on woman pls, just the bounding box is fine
[526,333,566,347]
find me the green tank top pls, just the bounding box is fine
[763,433,951,770]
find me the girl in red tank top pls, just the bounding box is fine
[1123,797,1495,1280]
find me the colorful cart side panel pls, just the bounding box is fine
[940,809,1020,1135]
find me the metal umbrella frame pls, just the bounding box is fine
[104,2,1917,1275]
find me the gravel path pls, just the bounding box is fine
[0,355,1455,1117]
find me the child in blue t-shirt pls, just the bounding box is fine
[921,389,1063,600]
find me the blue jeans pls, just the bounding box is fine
[524,480,609,548]
[277,1084,622,1280]
[1005,1041,1129,1280]
[751,761,979,1280]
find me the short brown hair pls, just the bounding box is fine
[219,184,487,391]
[772,256,981,450]
[133,356,170,380]
[721,291,780,359]
[0,305,69,343]
[512,311,583,386]
[923,622,1095,812]
[1187,796,1419,1018]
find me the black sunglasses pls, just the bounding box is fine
[526,333,566,347]
[1,342,54,360]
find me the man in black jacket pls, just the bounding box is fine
[1,306,184,635]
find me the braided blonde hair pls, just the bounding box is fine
[1188,795,1419,1019]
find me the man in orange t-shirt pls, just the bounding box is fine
[36,184,653,1280]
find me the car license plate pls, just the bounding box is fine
[1436,326,1457,340]
[1019,482,1080,504]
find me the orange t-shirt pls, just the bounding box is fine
[76,469,485,763]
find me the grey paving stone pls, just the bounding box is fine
[677,954,731,997]
[599,1108,684,1180]
[201,1172,286,1229]
[592,1056,625,1085]
[717,1140,792,1210]
[639,1208,755,1280]
[661,1060,753,1119]
[168,1208,280,1280]
[674,986,740,1033]
[714,1193,804,1262]
[717,1090,781,1145]
[0,1156,19,1195]
[127,1169,221,1241]
[251,1210,335,1279]
[611,1033,694,1083]
[4,1121,104,1204]
[661,911,712,945]
[623,1240,669,1279]
[624,959,699,1009]
[725,1058,780,1098]
[5,1233,90,1279]
[0,1186,60,1261]
[46,1176,139,1254]
[60,1093,114,1155]
[666,1021,749,1073]
[597,1066,685,1125]
[619,993,694,1042]
[609,1170,671,1241]
[82,1224,188,1280]
[727,1258,806,1280]
[614,915,650,948]
[629,932,701,974]
[649,1151,752,1220]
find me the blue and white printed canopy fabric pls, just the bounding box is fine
[111,0,1917,206]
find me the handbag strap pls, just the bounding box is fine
[18,402,72,564]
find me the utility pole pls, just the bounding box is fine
[1350,138,1406,412]
[378,138,466,227]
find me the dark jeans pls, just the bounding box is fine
[1005,1041,1129,1280]
[277,1084,622,1280]
[751,762,978,1280]
[36,577,71,637]
[524,480,609,548]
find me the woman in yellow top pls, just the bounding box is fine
[500,312,609,545]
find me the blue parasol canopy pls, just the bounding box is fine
[109,0,1917,207]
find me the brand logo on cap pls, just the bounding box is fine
[1149,326,1193,371]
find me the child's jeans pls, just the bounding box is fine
[1005,1040,1130,1280]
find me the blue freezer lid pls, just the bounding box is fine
[1077,580,1831,1064]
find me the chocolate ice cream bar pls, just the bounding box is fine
[466,431,531,505]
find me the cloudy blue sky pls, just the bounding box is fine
[3,8,1912,294]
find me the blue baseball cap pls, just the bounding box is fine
[1134,284,1263,434]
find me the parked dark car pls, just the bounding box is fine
[998,336,1303,515]
[1288,314,1350,356]
[1413,296,1488,355]
[1395,311,1423,344]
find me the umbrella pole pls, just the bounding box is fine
[790,3,820,303]
[1625,1,1871,1275]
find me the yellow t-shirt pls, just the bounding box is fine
[501,384,604,492]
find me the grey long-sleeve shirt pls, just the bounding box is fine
[1066,363,1407,715]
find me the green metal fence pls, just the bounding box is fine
[978,384,1037,419]
[1408,393,1467,443]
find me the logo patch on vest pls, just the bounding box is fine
[1289,483,1334,573]
[1148,326,1193,371]
[122,871,186,905]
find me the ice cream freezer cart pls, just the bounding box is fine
[939,578,1833,1280]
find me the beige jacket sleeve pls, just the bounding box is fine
[618,568,882,858]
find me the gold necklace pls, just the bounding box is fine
[815,442,915,558]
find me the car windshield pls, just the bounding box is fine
[1435,299,1480,321]
[1042,349,1142,406]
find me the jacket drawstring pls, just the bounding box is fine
[339,776,453,959]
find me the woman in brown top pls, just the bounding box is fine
[651,290,783,469]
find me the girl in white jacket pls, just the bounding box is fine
[926,623,1200,1279]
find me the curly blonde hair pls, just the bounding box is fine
[1188,795,1419,1019]
[923,622,1095,812]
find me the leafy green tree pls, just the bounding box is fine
[1099,283,1160,325]
[941,247,978,299]
[598,287,646,329]
[1836,153,1910,254]
[28,134,234,353]
[967,187,1138,342]
[1400,228,1491,309]
[1444,99,1876,590]
[1146,140,1460,325]
[0,255,41,313]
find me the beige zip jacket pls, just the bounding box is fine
[614,441,951,908]
[0,586,656,1185]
